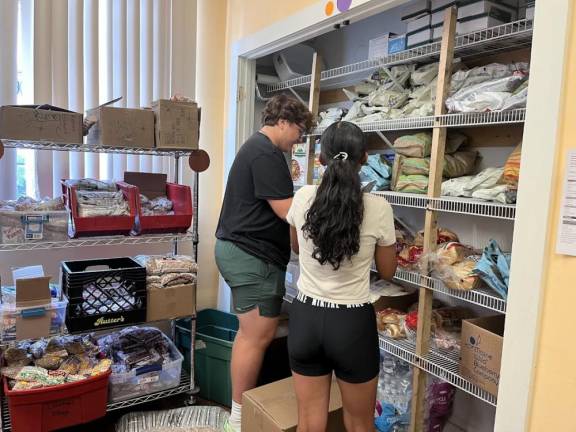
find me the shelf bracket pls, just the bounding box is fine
[375,131,394,149]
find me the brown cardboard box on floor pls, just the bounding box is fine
[146,283,196,322]
[0,105,83,143]
[86,106,154,148]
[242,376,346,432]
[460,315,505,397]
[152,99,200,150]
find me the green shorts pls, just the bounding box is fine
[215,239,286,318]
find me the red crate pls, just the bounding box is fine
[62,180,137,238]
[123,182,193,235]
[4,370,111,432]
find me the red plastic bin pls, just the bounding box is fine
[62,180,138,238]
[4,370,111,432]
[123,182,193,235]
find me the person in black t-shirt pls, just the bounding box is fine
[215,95,313,432]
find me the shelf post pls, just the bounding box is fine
[409,7,457,432]
[306,52,322,185]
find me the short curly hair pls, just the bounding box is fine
[261,94,315,132]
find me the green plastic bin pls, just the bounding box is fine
[176,309,238,407]
[176,309,291,408]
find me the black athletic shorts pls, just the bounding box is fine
[288,293,380,384]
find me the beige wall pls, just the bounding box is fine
[195,0,228,309]
[528,3,576,429]
[195,0,320,308]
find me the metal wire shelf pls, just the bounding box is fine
[310,109,526,136]
[0,372,198,431]
[1,139,193,157]
[265,19,533,93]
[0,232,196,252]
[378,336,497,407]
[394,268,507,314]
[371,191,516,221]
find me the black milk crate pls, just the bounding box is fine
[61,257,147,332]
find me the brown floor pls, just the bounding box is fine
[59,396,228,432]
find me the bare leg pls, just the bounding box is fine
[337,376,378,432]
[292,372,332,432]
[231,308,279,403]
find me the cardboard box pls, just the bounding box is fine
[14,276,53,340]
[152,99,200,150]
[457,11,510,34]
[407,13,432,34]
[369,33,393,60]
[460,315,505,397]
[373,290,419,312]
[457,0,517,21]
[86,106,154,148]
[243,377,346,432]
[124,172,168,199]
[0,105,83,143]
[402,0,431,21]
[407,27,433,48]
[147,283,196,322]
[388,35,407,54]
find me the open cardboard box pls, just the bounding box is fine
[243,376,346,432]
[13,276,53,340]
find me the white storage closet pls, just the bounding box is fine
[254,2,533,431]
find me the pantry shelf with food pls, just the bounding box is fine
[372,191,516,220]
[0,96,207,431]
[264,18,533,94]
[0,232,197,253]
[378,335,497,407]
[310,108,526,136]
[280,4,523,431]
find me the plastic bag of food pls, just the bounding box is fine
[368,88,409,108]
[394,175,429,194]
[473,239,510,299]
[372,65,414,90]
[411,63,438,87]
[393,132,467,158]
[443,151,478,178]
[500,144,521,186]
[443,259,480,290]
[354,80,379,95]
[376,309,407,339]
[446,72,527,113]
[441,167,504,198]
[501,80,529,110]
[393,133,433,158]
[342,101,366,122]
[414,228,459,247]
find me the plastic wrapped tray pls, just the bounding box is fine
[116,406,228,432]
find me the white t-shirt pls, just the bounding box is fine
[286,185,396,304]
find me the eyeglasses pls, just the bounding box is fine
[295,123,306,140]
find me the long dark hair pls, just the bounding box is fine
[302,121,367,270]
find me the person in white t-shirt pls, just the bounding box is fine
[286,121,397,432]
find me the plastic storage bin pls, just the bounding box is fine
[0,210,69,244]
[4,370,111,432]
[0,296,68,342]
[61,180,137,238]
[122,182,193,235]
[176,309,291,407]
[61,257,146,332]
[108,334,183,402]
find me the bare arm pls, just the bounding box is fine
[290,225,299,255]
[374,244,397,281]
[267,197,293,220]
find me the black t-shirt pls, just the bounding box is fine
[216,132,293,269]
